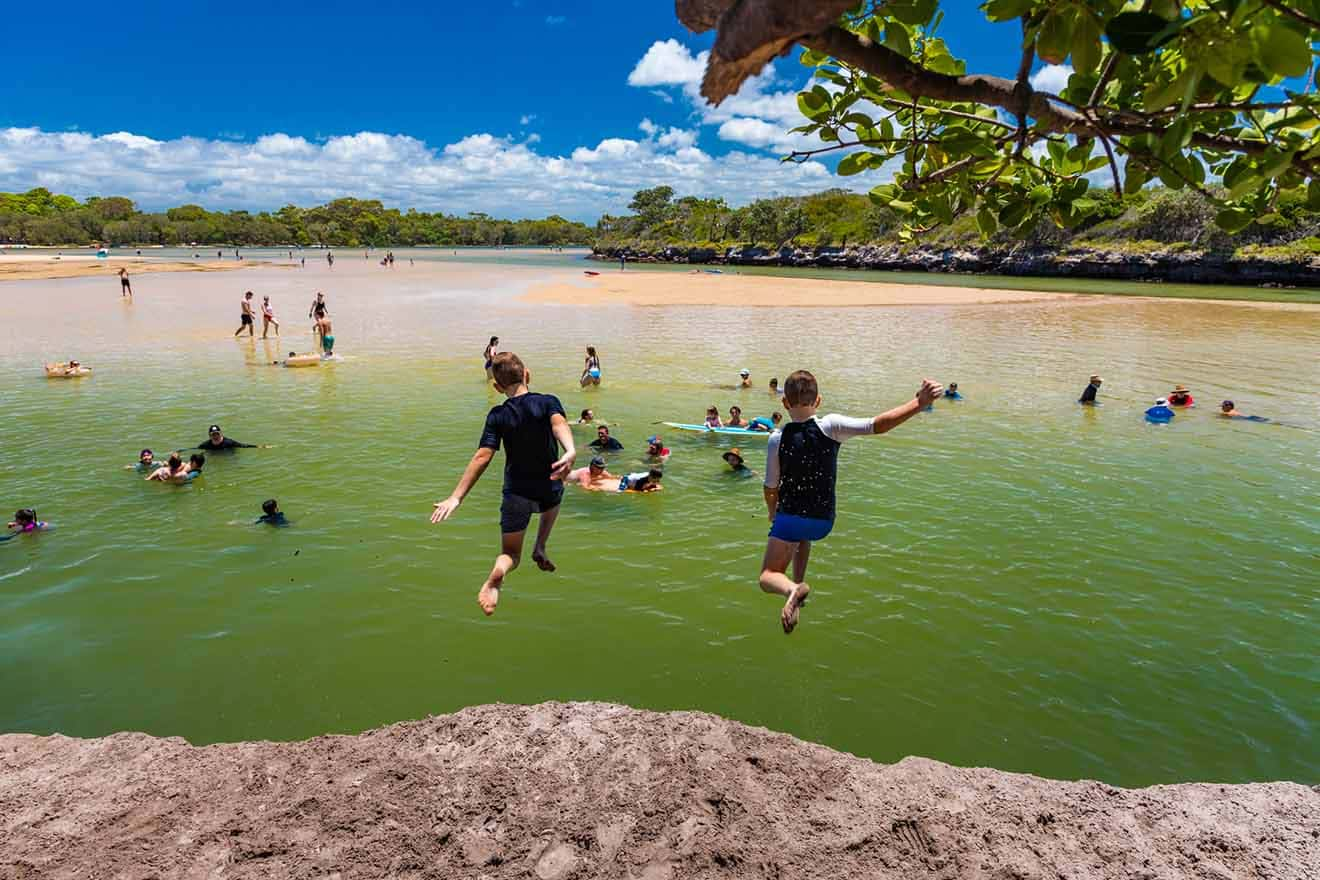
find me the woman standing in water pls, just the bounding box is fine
[581,346,601,387]
[261,295,280,338]
[309,292,328,346]
[483,336,499,380]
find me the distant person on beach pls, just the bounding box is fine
[581,346,601,387]
[646,435,671,463]
[198,425,259,451]
[429,352,576,616]
[316,315,335,356]
[589,425,623,451]
[726,406,749,428]
[749,412,782,432]
[739,369,752,389]
[234,291,256,337]
[1079,375,1102,405]
[704,406,723,429]
[257,499,289,526]
[484,336,499,379]
[943,383,962,400]
[118,267,132,299]
[7,508,51,534]
[1145,398,1175,423]
[619,254,626,271]
[1168,384,1194,407]
[218,250,223,259]
[327,252,335,268]
[261,296,279,338]
[566,456,617,490]
[619,468,663,492]
[761,371,943,634]
[1220,400,1269,422]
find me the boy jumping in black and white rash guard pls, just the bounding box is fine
[761,370,943,634]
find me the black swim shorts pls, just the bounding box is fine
[499,485,563,534]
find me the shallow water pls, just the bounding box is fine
[1,255,1317,787]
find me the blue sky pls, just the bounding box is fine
[1,1,1028,220]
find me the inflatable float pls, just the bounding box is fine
[44,363,92,378]
[283,354,321,368]
[662,422,771,438]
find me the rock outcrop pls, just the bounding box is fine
[2,702,1317,879]
[597,244,1320,288]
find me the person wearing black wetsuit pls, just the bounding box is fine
[198,425,257,450]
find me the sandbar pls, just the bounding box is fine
[0,254,252,282]
[525,269,1075,307]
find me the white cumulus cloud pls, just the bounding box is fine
[1030,64,1073,95]
[628,39,708,87]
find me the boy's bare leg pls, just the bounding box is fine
[759,538,812,634]
[791,540,811,583]
[530,504,560,572]
[479,531,524,616]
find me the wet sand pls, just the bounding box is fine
[0,254,254,282]
[525,269,1076,307]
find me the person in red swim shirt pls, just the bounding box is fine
[645,435,671,463]
[1168,384,1194,407]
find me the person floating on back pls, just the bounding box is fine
[1079,374,1102,405]
[430,352,576,616]
[257,499,289,526]
[760,370,943,634]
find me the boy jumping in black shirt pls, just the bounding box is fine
[430,352,576,615]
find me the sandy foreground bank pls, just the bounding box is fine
[0,255,250,282]
[525,270,1074,307]
[2,702,1316,879]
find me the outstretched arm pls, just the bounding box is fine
[549,414,576,480]
[871,378,943,435]
[431,447,495,522]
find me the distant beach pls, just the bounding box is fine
[0,252,248,282]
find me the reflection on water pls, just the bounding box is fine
[0,258,1317,788]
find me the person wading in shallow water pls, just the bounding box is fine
[234,291,256,337]
[118,267,132,299]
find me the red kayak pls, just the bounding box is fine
[584,270,600,276]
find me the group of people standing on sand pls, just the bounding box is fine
[440,344,943,632]
[232,290,335,359]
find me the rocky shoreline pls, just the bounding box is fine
[3,701,1317,879]
[593,244,1320,288]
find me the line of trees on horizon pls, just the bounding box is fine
[0,189,593,248]
[593,185,1320,260]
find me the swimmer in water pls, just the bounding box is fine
[483,336,499,379]
[257,499,289,526]
[704,406,723,429]
[566,455,618,491]
[6,508,50,534]
[619,468,664,492]
[748,411,782,433]
[769,377,784,398]
[577,408,594,424]
[1168,384,1194,407]
[943,382,962,400]
[1145,398,1175,423]
[645,435,671,463]
[739,369,752,389]
[723,447,757,477]
[1079,374,1102,405]
[581,346,601,387]
[127,448,155,472]
[726,406,749,428]
[589,425,624,451]
[1220,400,1269,422]
[146,453,190,481]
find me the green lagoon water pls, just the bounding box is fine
[1,251,1317,788]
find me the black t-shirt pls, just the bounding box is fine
[1079,383,1098,403]
[480,393,566,496]
[589,436,624,451]
[775,419,841,520]
[198,437,255,450]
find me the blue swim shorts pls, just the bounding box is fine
[769,513,834,543]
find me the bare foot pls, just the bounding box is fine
[781,582,811,634]
[531,549,556,572]
[478,572,504,616]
